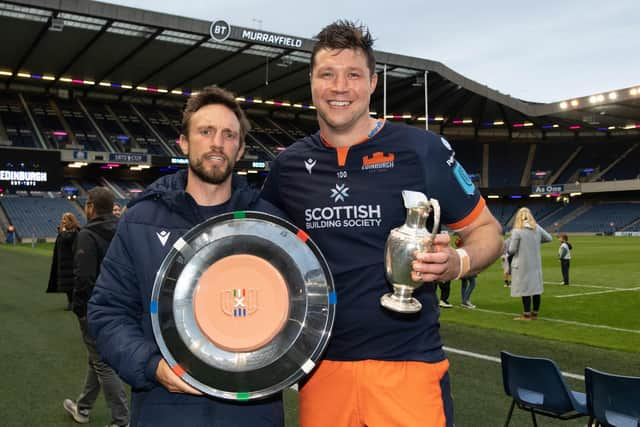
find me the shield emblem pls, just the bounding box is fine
[221,288,258,317]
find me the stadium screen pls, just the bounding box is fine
[0,148,64,191]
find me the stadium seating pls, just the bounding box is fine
[560,202,640,233]
[488,142,530,188]
[554,142,634,184]
[601,143,640,181]
[27,95,69,150]
[487,199,520,229]
[0,93,38,148]
[0,197,85,239]
[530,141,579,184]
[2,88,640,236]
[538,200,586,231]
[487,199,579,231]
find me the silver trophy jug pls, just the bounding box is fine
[381,191,441,313]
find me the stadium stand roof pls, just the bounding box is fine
[1,0,639,140]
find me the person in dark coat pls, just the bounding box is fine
[46,212,81,310]
[5,223,16,244]
[63,187,130,427]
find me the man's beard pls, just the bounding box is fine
[189,152,235,185]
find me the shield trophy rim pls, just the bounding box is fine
[150,211,335,400]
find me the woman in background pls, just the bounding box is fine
[46,212,81,310]
[508,207,552,320]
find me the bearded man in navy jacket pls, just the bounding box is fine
[88,86,285,426]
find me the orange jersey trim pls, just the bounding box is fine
[446,196,486,230]
[320,119,386,167]
[335,147,349,167]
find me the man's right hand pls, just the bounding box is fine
[155,358,203,395]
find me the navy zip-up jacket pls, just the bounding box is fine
[88,170,285,426]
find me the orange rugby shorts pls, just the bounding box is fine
[299,359,453,427]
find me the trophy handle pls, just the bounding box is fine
[419,199,441,250]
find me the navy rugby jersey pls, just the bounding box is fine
[261,121,484,362]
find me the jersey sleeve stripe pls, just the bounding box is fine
[445,197,486,230]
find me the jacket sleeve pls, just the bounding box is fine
[539,225,553,243]
[260,156,285,210]
[73,230,99,317]
[507,231,520,255]
[87,220,162,390]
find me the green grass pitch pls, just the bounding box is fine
[1,236,638,426]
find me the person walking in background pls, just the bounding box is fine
[455,234,477,309]
[460,275,477,309]
[508,207,552,320]
[501,236,512,287]
[46,212,81,310]
[112,202,122,218]
[5,223,16,244]
[558,234,572,285]
[64,187,129,427]
[438,281,453,308]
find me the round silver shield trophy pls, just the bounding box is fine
[381,191,441,313]
[150,211,335,400]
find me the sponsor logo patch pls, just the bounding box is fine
[329,183,349,202]
[453,163,476,195]
[304,184,382,230]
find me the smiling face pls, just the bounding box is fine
[311,48,378,140]
[179,103,244,186]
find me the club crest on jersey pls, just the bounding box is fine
[361,151,395,171]
[304,158,316,174]
[221,288,258,317]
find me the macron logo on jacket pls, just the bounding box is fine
[156,230,170,247]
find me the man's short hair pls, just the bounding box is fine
[311,20,376,77]
[87,187,115,216]
[181,85,251,144]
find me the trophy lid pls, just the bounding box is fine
[401,190,428,208]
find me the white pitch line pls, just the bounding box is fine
[471,307,640,334]
[556,287,640,298]
[443,346,584,381]
[544,281,630,291]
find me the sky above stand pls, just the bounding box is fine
[103,0,639,103]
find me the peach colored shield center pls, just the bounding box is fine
[193,254,290,352]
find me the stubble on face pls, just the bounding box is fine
[188,146,235,185]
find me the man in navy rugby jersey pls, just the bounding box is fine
[261,20,503,427]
